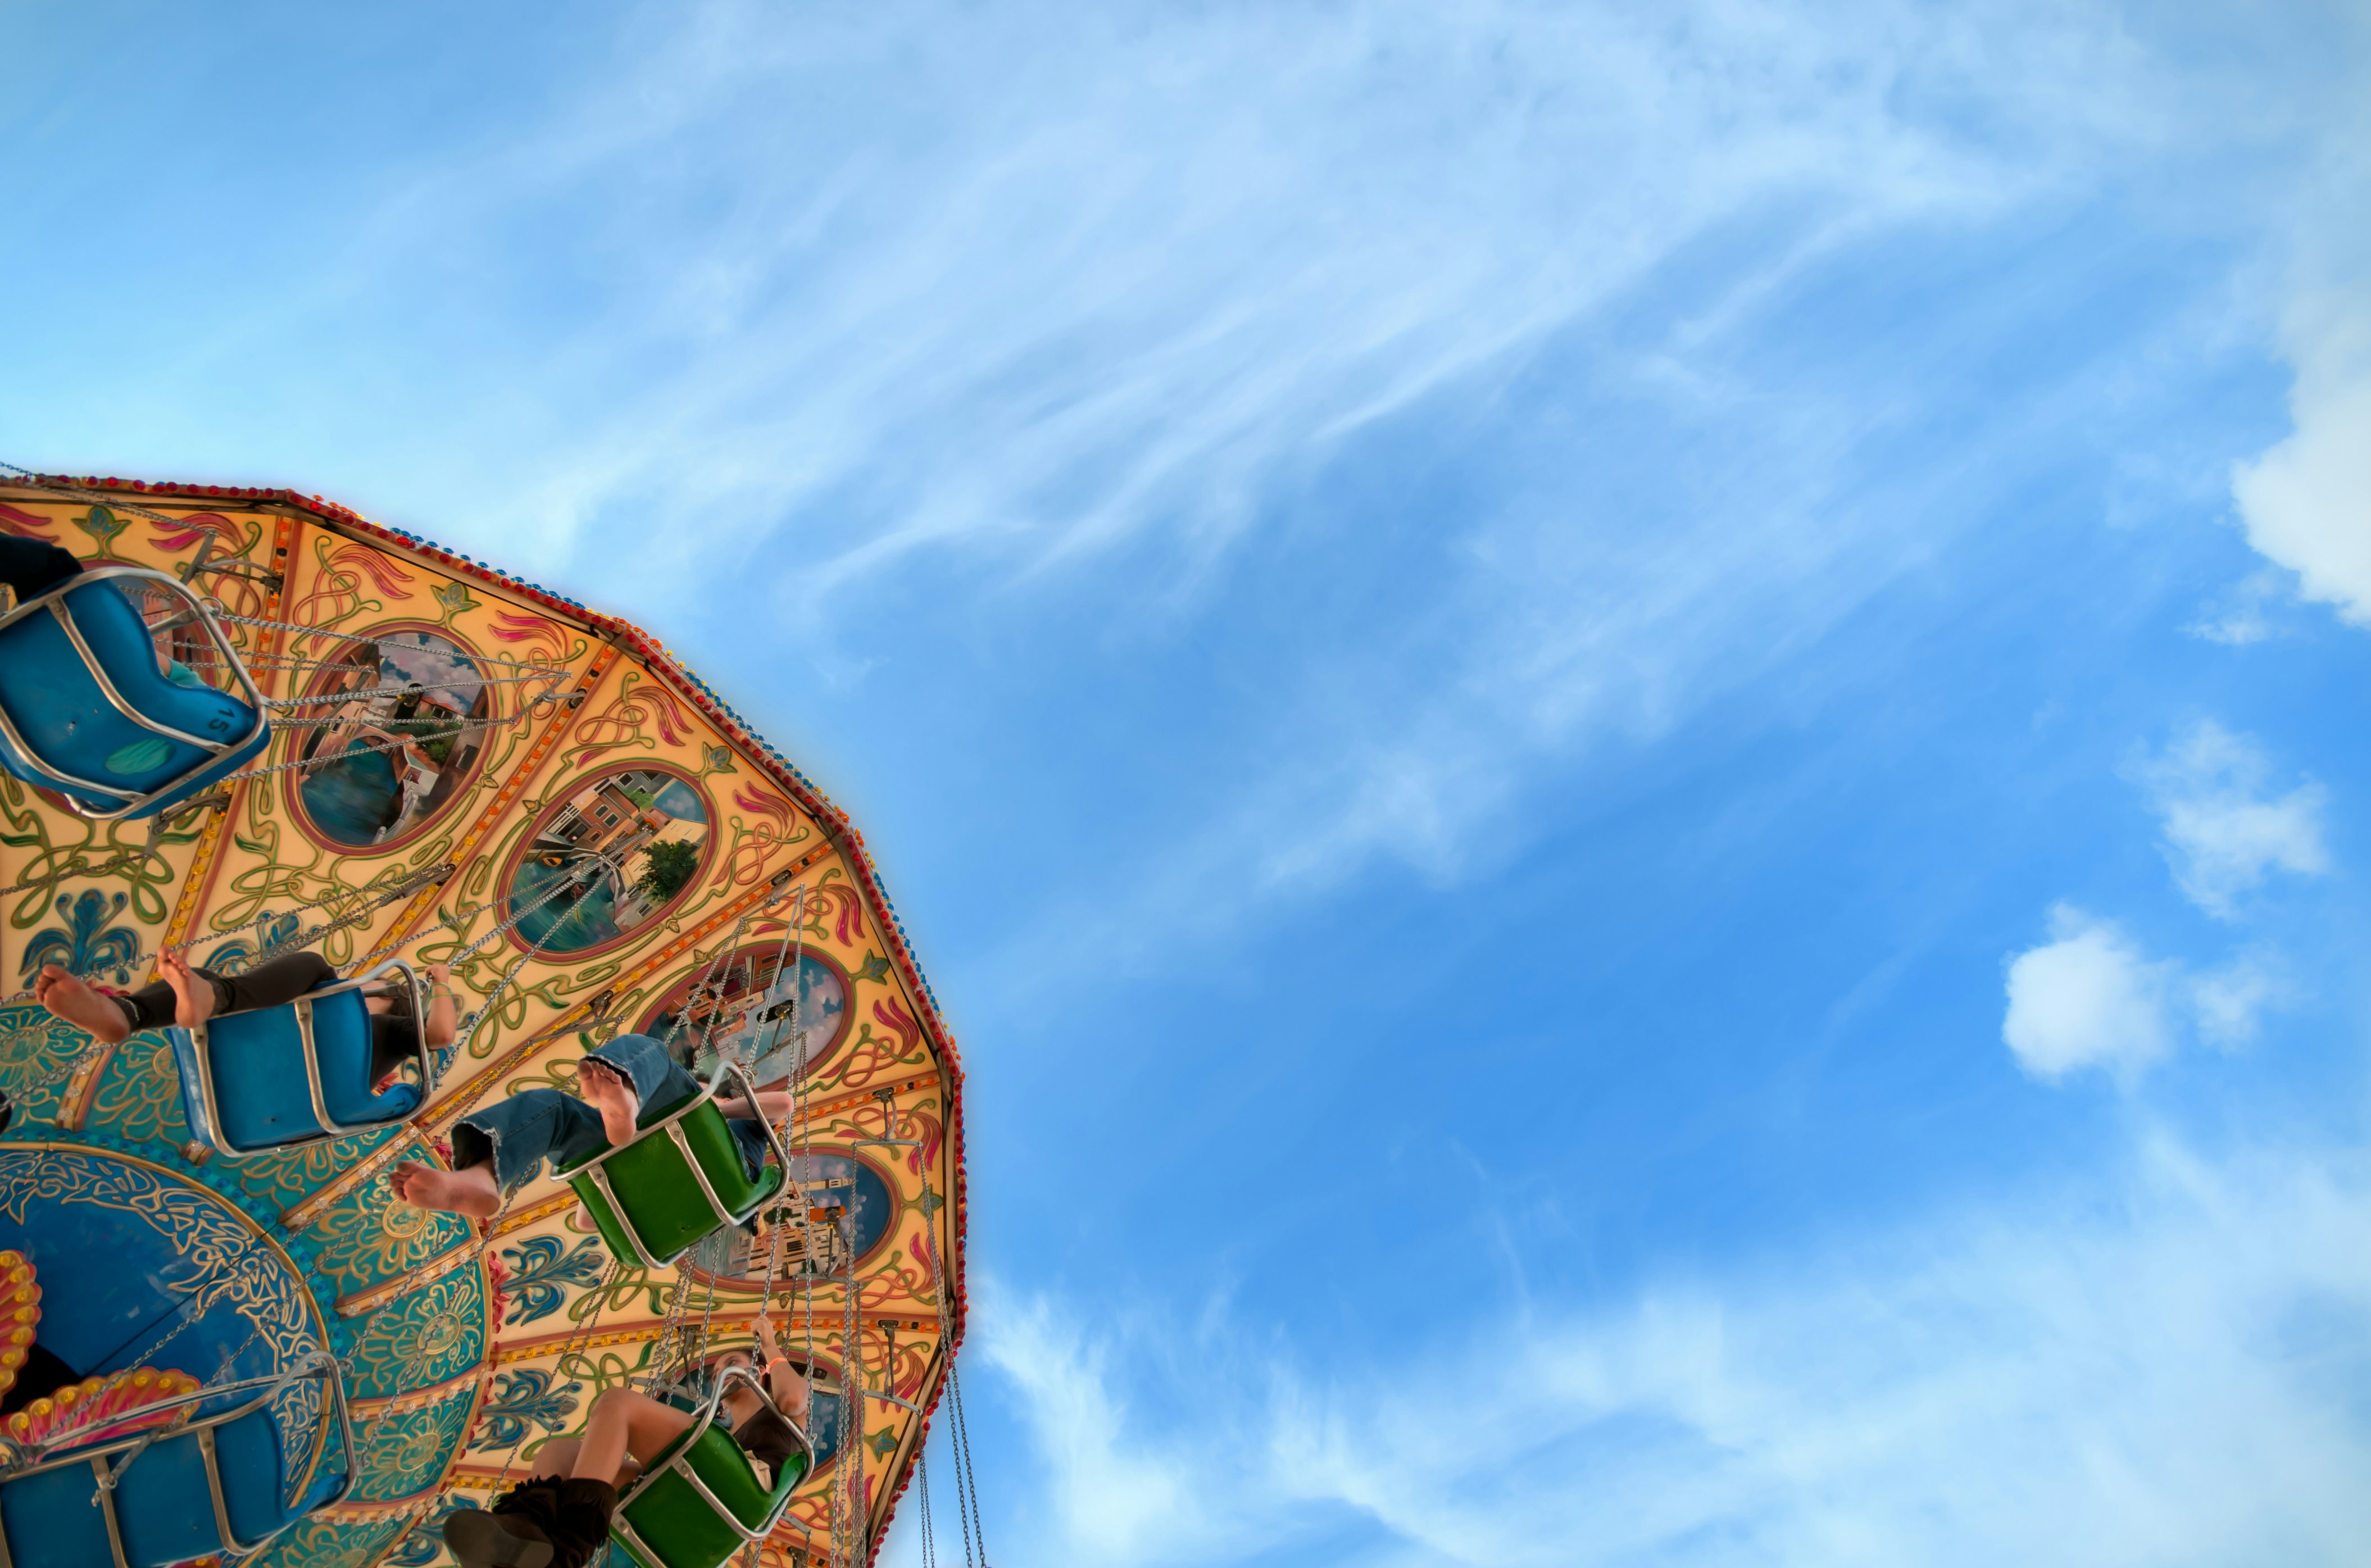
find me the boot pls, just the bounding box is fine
[442,1479,560,1568]
[545,1478,621,1567]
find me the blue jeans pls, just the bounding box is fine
[451,1033,771,1194]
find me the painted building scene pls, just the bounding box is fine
[294,631,490,846]
[506,768,711,954]
[652,948,852,1086]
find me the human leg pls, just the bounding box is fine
[444,1394,675,1568]
[569,1385,695,1484]
[215,950,337,1013]
[369,1015,421,1084]
[396,1089,605,1217]
[526,1438,580,1480]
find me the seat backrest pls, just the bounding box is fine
[616,1422,797,1568]
[0,1398,330,1567]
[563,1096,781,1266]
[172,985,423,1154]
[0,576,261,815]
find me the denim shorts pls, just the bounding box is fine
[451,1032,771,1193]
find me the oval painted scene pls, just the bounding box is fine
[293,629,491,847]
[644,944,852,1085]
[506,767,712,954]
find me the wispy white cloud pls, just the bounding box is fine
[971,1137,2371,1567]
[2231,289,2371,626]
[978,1295,1187,1560]
[2183,570,2289,646]
[2002,905,2173,1081]
[397,0,2158,587]
[2190,952,2286,1050]
[2134,721,2329,919]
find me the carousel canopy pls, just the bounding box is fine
[0,471,967,1568]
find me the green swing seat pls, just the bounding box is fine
[556,1061,792,1270]
[611,1364,812,1568]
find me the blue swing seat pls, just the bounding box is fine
[0,565,269,821]
[169,960,434,1157]
[0,1353,354,1568]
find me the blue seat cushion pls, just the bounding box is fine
[170,983,423,1153]
[0,573,265,816]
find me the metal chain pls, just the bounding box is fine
[624,894,788,1403]
[200,601,569,677]
[482,1253,628,1504]
[919,1222,985,1566]
[685,1259,723,1404]
[256,668,570,707]
[240,702,556,734]
[642,1259,698,1399]
[2,845,156,899]
[79,1320,271,1507]
[196,705,556,796]
[917,1444,939,1568]
[838,1205,867,1568]
[650,881,814,1420]
[238,860,456,971]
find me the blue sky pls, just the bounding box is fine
[8,2,2371,1562]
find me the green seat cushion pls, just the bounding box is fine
[614,1419,808,1568]
[558,1093,784,1265]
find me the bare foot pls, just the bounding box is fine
[157,949,217,1030]
[388,1160,499,1219]
[577,1058,641,1147]
[33,965,130,1044]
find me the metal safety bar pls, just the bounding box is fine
[182,958,435,1160]
[0,1351,356,1568]
[0,565,270,822]
[610,1361,812,1567]
[566,1060,795,1271]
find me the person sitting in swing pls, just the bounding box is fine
[387,1031,792,1221]
[30,951,455,1074]
[444,1313,812,1567]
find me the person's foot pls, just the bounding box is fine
[33,965,130,1044]
[157,948,217,1030]
[576,1058,641,1147]
[389,1160,500,1219]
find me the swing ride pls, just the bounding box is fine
[0,469,977,1568]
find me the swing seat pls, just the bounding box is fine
[610,1365,810,1568]
[169,960,433,1158]
[0,1354,354,1568]
[558,1062,790,1271]
[0,566,269,822]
